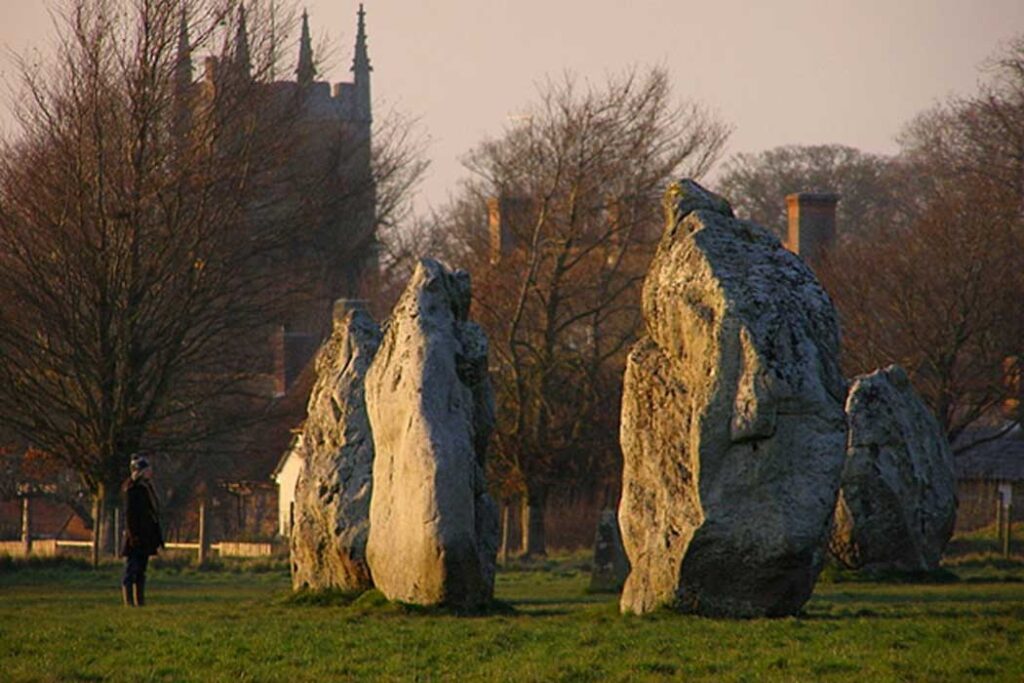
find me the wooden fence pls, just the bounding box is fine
[0,538,273,560]
[2,497,275,562]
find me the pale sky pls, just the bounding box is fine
[3,0,1023,217]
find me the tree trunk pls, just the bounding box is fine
[90,488,102,568]
[198,499,209,566]
[520,487,547,558]
[112,507,119,558]
[102,485,118,557]
[21,496,31,557]
[498,501,511,565]
[90,483,119,567]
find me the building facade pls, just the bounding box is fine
[178,3,378,345]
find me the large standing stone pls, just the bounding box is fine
[365,259,499,609]
[589,509,630,593]
[619,179,847,618]
[290,301,380,592]
[831,365,957,572]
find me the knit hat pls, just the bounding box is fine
[130,454,150,475]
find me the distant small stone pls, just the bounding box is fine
[831,365,957,572]
[589,509,630,593]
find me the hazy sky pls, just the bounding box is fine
[3,0,1024,216]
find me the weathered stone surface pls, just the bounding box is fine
[589,509,630,593]
[831,365,957,572]
[661,178,734,224]
[290,301,381,592]
[365,259,499,609]
[619,179,847,618]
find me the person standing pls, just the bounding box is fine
[121,454,164,606]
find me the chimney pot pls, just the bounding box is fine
[487,196,531,263]
[785,192,840,265]
[203,56,217,83]
[333,298,368,324]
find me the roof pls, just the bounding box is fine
[272,433,303,480]
[954,424,1024,482]
[0,498,91,541]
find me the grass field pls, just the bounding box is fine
[1,553,1023,682]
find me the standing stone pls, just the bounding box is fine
[365,259,499,609]
[290,301,380,592]
[831,365,957,572]
[619,179,847,618]
[589,509,630,593]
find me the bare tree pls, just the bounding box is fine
[717,144,903,240]
[437,67,729,555]
[819,35,1024,452]
[0,0,422,562]
[900,36,1024,216]
[819,185,1024,448]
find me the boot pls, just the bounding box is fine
[133,578,145,607]
[122,585,135,607]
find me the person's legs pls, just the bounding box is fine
[121,553,142,607]
[133,554,149,606]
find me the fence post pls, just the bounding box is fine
[90,495,100,567]
[112,508,119,558]
[1003,503,1013,559]
[997,482,1013,558]
[198,500,209,565]
[21,496,31,557]
[996,496,1004,551]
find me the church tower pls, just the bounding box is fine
[232,4,252,80]
[348,4,378,295]
[174,8,192,97]
[173,8,193,139]
[351,4,372,125]
[296,10,315,87]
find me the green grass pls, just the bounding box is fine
[1,557,1023,682]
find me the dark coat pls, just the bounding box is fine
[121,478,164,557]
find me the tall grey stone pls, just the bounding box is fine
[290,301,380,592]
[589,509,630,593]
[831,365,957,572]
[365,259,499,609]
[619,179,847,618]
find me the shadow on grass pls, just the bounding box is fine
[807,582,1024,621]
[942,555,1024,583]
[279,585,618,619]
[806,603,1024,621]
[280,588,519,618]
[818,562,960,585]
[0,554,93,573]
[496,550,592,574]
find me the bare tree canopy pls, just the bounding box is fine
[818,36,1024,451]
[0,0,424,559]
[717,144,902,240]
[430,67,729,555]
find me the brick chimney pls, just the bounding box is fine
[270,324,319,397]
[487,196,531,263]
[785,192,840,264]
[333,298,368,325]
[203,56,218,84]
